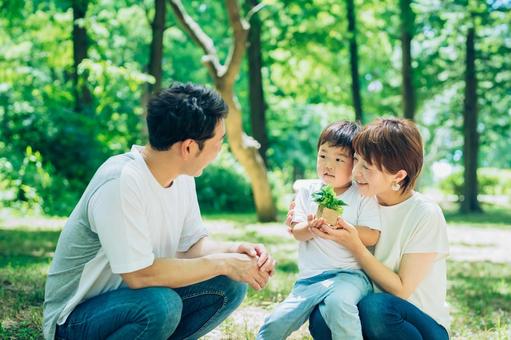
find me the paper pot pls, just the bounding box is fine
[316,206,339,227]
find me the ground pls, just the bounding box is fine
[1,206,510,339]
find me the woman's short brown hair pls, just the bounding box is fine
[353,118,423,193]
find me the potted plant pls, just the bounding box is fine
[312,185,347,228]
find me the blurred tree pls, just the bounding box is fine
[245,0,269,164]
[346,0,363,122]
[461,13,481,213]
[400,0,416,120]
[169,0,277,222]
[143,0,166,107]
[72,0,93,114]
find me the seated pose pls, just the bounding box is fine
[258,121,381,340]
[297,118,450,340]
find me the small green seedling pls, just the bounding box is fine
[312,185,348,227]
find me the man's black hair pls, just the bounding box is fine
[146,82,228,151]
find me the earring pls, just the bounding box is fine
[391,182,401,191]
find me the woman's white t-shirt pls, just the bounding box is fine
[374,192,450,331]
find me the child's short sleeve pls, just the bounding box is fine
[292,181,320,223]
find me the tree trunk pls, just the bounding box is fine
[72,0,92,114]
[219,85,276,221]
[246,0,269,164]
[169,0,277,222]
[400,0,415,120]
[141,0,167,137]
[461,26,481,213]
[346,0,363,123]
[144,0,166,106]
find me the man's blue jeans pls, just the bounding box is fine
[257,269,372,340]
[309,292,449,340]
[56,275,247,340]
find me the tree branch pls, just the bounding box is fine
[224,0,249,86]
[246,2,266,22]
[168,0,224,78]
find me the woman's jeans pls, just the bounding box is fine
[257,269,372,340]
[56,275,247,340]
[309,292,449,340]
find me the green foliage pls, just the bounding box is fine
[311,185,347,212]
[196,149,255,213]
[0,0,510,217]
[439,168,511,197]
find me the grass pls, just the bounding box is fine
[1,209,511,339]
[443,204,511,229]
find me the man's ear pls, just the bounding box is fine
[180,139,196,159]
[394,169,408,184]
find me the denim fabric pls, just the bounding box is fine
[309,292,449,340]
[55,275,247,340]
[257,269,372,340]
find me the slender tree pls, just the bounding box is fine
[72,0,92,114]
[169,0,277,222]
[146,0,166,101]
[245,0,269,164]
[461,23,481,213]
[346,0,363,123]
[399,0,415,120]
[141,0,167,137]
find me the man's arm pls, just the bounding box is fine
[177,236,239,258]
[178,237,275,273]
[121,252,268,290]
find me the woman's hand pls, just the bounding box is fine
[310,217,365,256]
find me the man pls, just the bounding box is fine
[43,83,275,340]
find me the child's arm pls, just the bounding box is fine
[290,221,314,241]
[356,226,380,246]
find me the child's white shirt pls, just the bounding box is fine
[292,180,381,279]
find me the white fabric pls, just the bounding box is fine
[57,145,207,325]
[293,180,381,279]
[374,192,450,331]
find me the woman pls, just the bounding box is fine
[289,118,450,339]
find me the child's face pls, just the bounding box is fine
[316,144,354,189]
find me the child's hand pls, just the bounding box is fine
[334,216,354,230]
[307,214,327,230]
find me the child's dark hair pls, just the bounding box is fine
[146,82,228,151]
[317,121,361,155]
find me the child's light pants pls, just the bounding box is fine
[257,269,372,340]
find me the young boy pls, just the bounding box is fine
[257,121,381,340]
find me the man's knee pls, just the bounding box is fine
[217,275,248,308]
[136,287,183,337]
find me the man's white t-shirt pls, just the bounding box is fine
[374,192,450,331]
[292,180,381,279]
[54,145,208,328]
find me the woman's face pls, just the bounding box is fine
[352,153,395,197]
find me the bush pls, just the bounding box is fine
[439,168,511,197]
[195,148,254,213]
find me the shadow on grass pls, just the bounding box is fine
[444,204,511,229]
[0,228,59,339]
[448,260,511,334]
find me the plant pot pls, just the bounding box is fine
[316,206,339,228]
